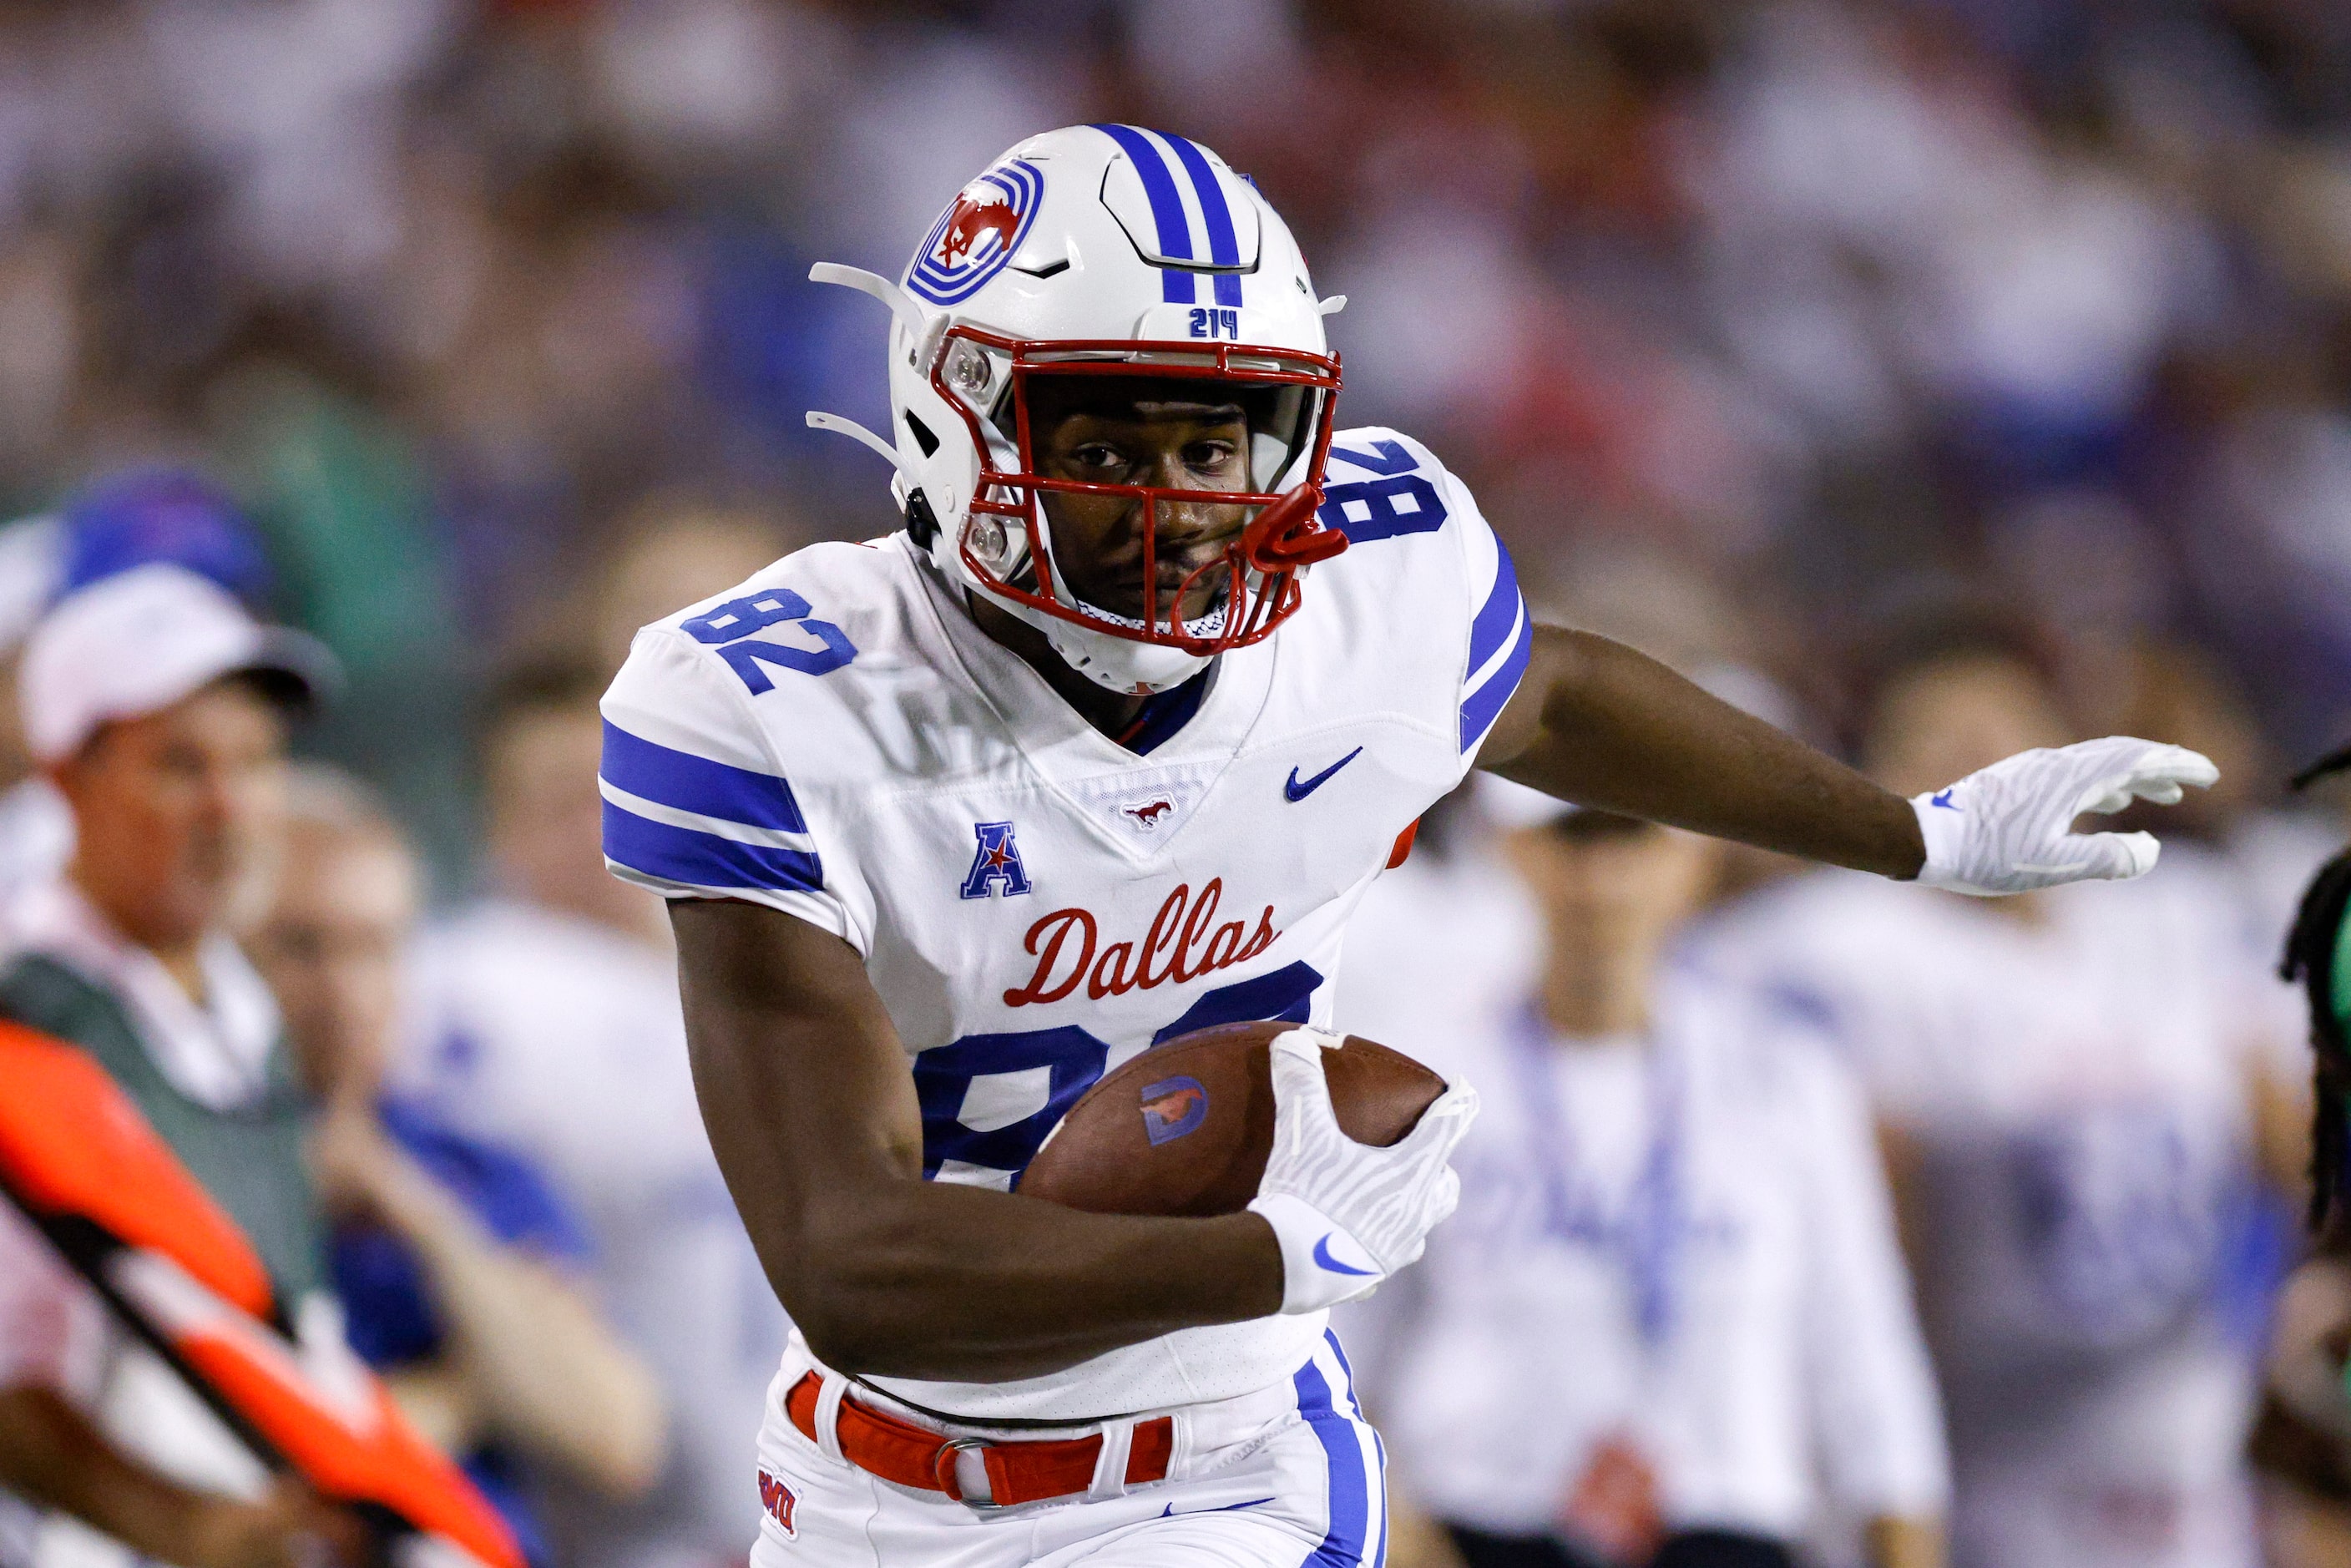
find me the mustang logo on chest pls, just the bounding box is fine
[1003,878,1280,1007]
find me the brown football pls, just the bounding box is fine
[1017,1021,1448,1217]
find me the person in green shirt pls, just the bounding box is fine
[0,563,356,1568]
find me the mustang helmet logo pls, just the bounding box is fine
[908,159,1044,306]
[938,194,1021,271]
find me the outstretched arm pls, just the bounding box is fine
[674,897,1287,1382]
[1479,628,1927,878]
[1479,626,2214,893]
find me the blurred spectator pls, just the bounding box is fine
[399,659,784,1568]
[244,766,665,1563]
[1694,603,2299,1568]
[0,467,279,910]
[2248,756,2351,1564]
[1342,785,1948,1568]
[0,564,347,1568]
[578,497,795,677]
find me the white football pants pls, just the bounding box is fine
[747,1333,1388,1566]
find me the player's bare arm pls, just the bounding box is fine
[1478,627,1928,877]
[1478,624,2220,896]
[672,895,1287,1381]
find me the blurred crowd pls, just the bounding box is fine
[0,0,2348,1566]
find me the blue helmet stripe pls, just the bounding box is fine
[1092,124,1196,304]
[1164,134,1245,308]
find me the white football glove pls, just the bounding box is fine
[1911,737,2218,897]
[1246,1027,1479,1314]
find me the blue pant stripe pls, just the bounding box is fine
[1165,134,1245,307]
[1093,124,1196,304]
[1292,1353,1372,1566]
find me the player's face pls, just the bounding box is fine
[1027,378,1253,625]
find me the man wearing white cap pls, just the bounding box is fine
[0,563,351,1568]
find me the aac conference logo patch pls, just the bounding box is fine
[908,159,1044,306]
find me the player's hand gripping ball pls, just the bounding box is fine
[1021,1023,1477,1313]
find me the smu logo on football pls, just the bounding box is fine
[908,159,1044,306]
[1004,879,1279,1006]
[757,1469,797,1537]
[961,822,1033,900]
[1140,1075,1209,1144]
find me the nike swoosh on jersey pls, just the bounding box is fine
[1312,1233,1376,1276]
[1929,787,1958,809]
[1284,747,1364,802]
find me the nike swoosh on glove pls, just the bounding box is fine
[1911,737,2219,897]
[1247,1028,1479,1314]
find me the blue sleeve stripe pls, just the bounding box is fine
[1465,538,1523,678]
[1459,610,1534,751]
[600,720,807,833]
[602,801,823,894]
[1092,124,1196,305]
[1164,134,1244,308]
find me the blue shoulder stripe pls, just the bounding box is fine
[1459,610,1534,752]
[603,802,823,893]
[1164,134,1244,308]
[1466,539,1523,678]
[1092,124,1196,304]
[600,721,807,833]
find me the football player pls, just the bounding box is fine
[598,127,2215,1567]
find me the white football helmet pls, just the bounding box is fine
[807,124,1347,695]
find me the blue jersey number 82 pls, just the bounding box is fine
[681,589,857,692]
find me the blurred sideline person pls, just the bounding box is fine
[399,659,786,1568]
[245,766,665,1563]
[0,565,357,1568]
[1695,606,2298,1568]
[0,470,281,913]
[2251,766,2351,1565]
[1342,787,1946,1568]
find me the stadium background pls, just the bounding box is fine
[6,0,2351,1561]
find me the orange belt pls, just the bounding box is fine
[786,1372,1174,1510]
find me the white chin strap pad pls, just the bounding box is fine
[1039,609,1213,695]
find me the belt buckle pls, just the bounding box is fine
[934,1436,1009,1514]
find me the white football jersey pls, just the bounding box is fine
[599,428,1529,1422]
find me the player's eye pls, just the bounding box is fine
[1069,442,1126,473]
[1184,440,1240,473]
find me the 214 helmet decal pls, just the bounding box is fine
[806,125,1349,695]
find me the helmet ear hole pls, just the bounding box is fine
[904,412,941,458]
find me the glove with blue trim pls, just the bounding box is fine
[1911,737,2219,897]
[1247,1027,1479,1314]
